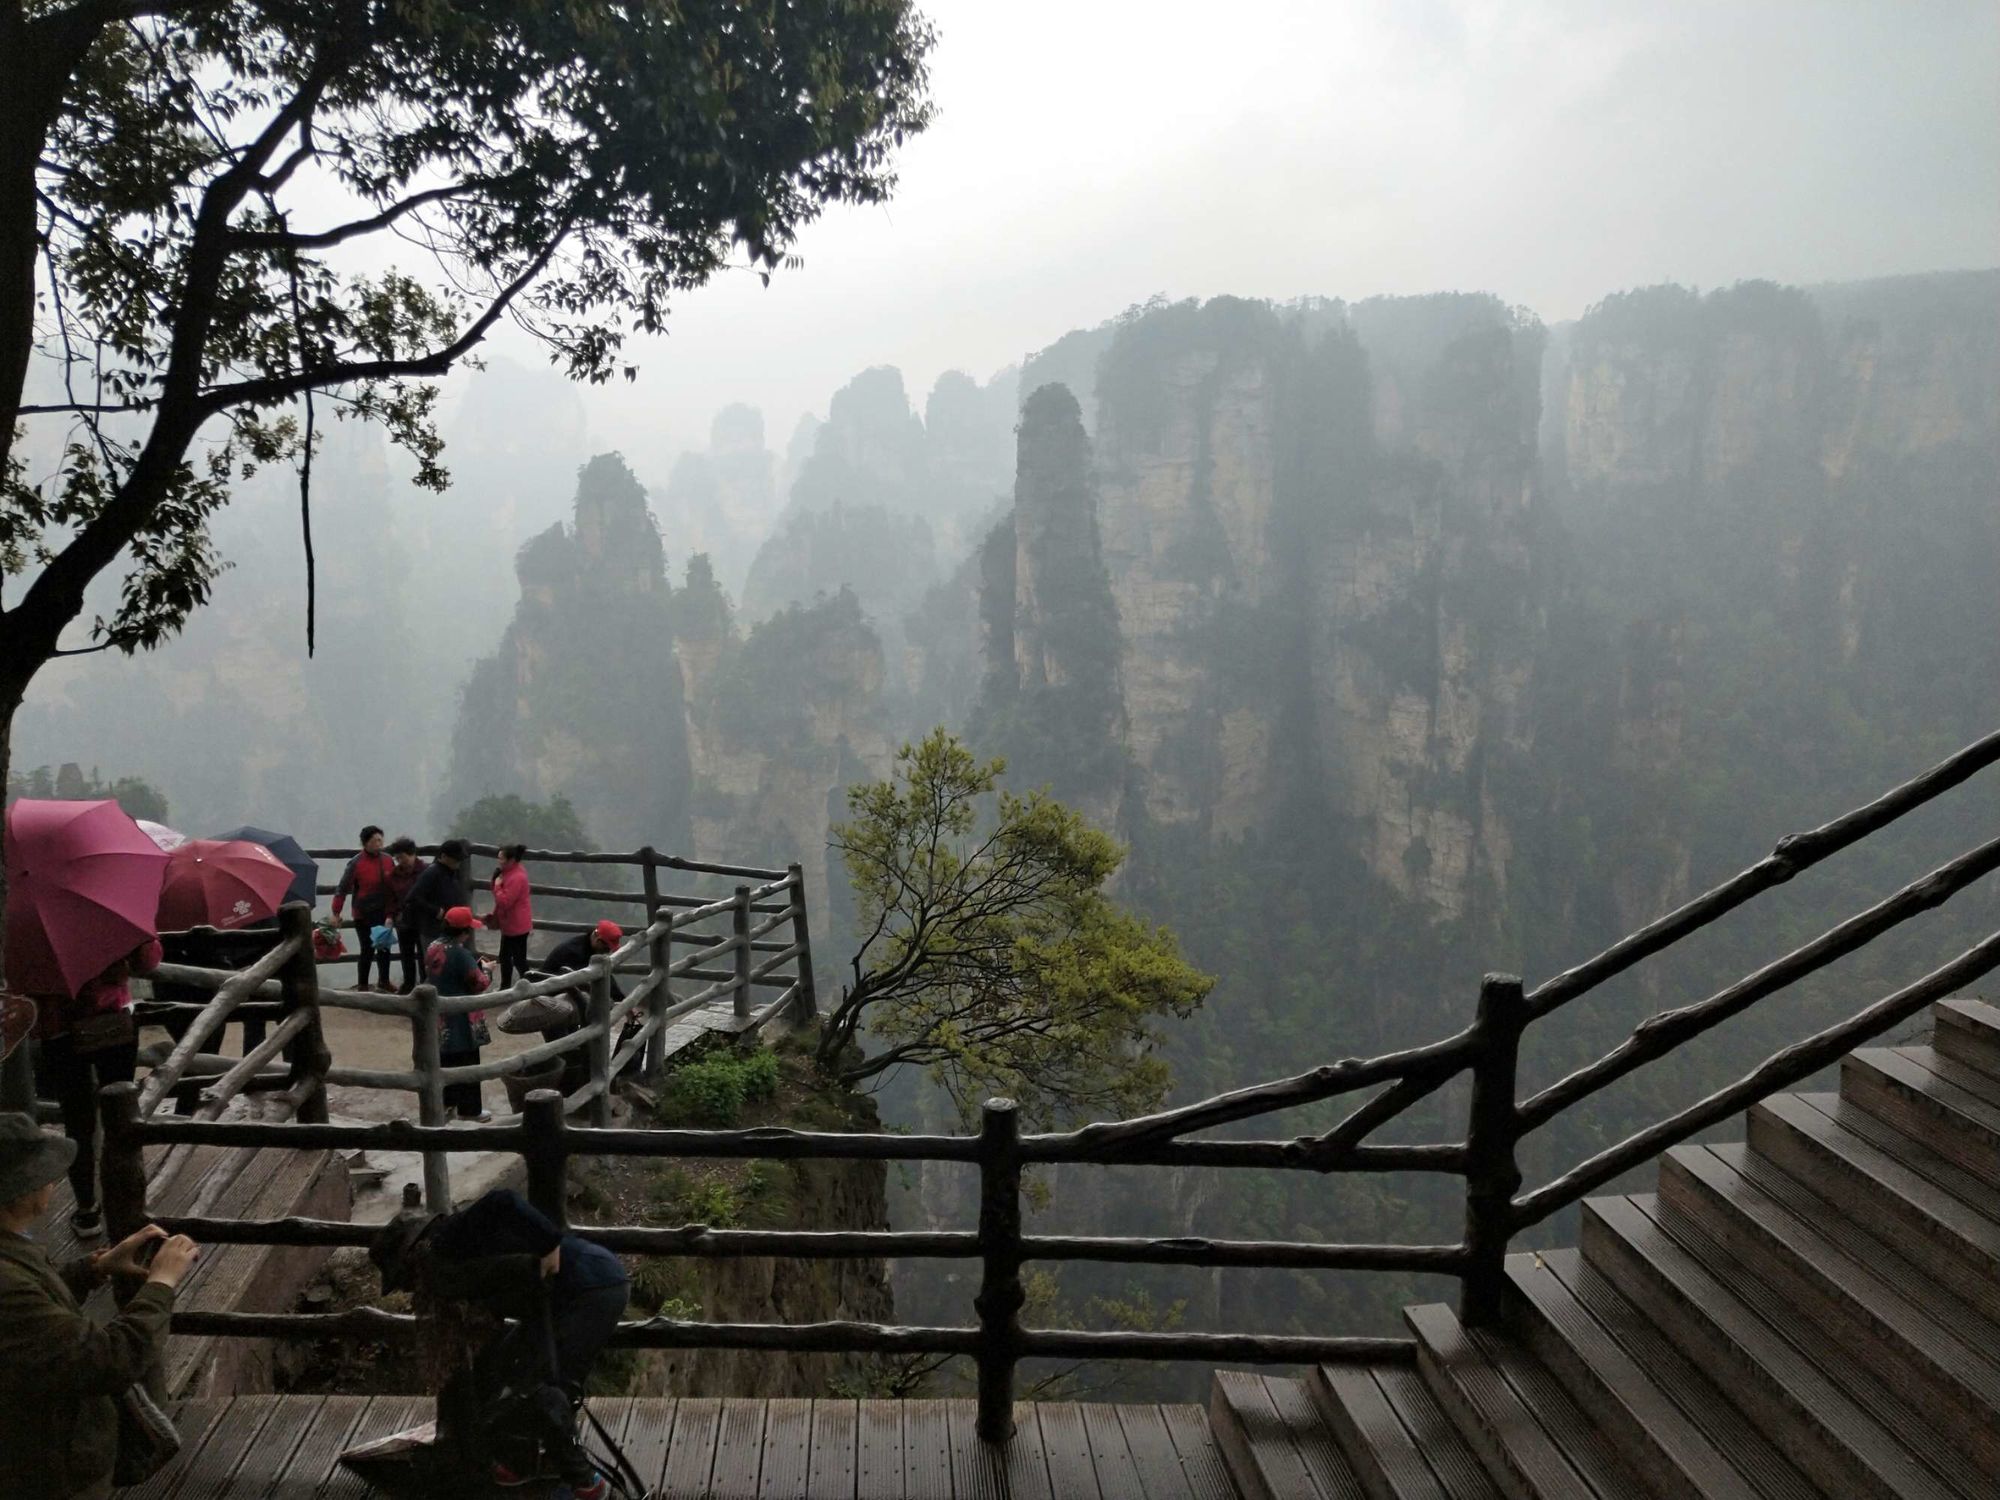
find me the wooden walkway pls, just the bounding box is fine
[128,1395,1241,1498]
[37,1137,346,1399]
[1210,997,2000,1498]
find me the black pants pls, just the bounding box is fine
[498,933,529,989]
[461,1277,629,1481]
[397,929,420,993]
[353,910,391,989]
[440,1047,484,1118]
[35,1033,138,1209]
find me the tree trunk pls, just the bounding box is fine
[0,682,33,1109]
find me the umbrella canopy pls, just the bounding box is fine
[157,839,296,931]
[138,819,187,852]
[4,799,168,997]
[208,826,318,909]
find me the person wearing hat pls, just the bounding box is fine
[506,920,628,1097]
[0,1114,200,1499]
[426,905,493,1122]
[369,1185,625,1497]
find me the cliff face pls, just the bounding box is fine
[979,270,1998,970]
[578,1048,896,1402]
[991,296,1543,921]
[1541,274,2000,938]
[440,453,693,847]
[681,588,894,925]
[1308,298,1542,922]
[655,1152,893,1399]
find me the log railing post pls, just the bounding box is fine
[1459,973,1526,1326]
[275,902,331,1123]
[587,959,614,1129]
[410,982,451,1209]
[641,852,671,1079]
[732,884,753,1020]
[786,863,817,1021]
[973,1096,1025,1442]
[98,1081,147,1245]
[523,1088,569,1229]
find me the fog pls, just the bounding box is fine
[557,0,2000,472]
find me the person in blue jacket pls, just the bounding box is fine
[371,1185,630,1497]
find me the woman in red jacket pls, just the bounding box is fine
[331,825,396,992]
[489,843,534,988]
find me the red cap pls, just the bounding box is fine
[593,919,623,946]
[444,905,484,931]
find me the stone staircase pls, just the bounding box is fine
[1209,997,2000,1499]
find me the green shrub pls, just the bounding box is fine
[656,1047,781,1126]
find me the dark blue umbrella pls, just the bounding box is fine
[209,825,318,909]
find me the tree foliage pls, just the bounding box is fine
[5,760,168,822]
[448,791,586,852]
[0,0,933,748]
[817,728,1212,1125]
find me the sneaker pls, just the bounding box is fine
[490,1460,535,1488]
[459,1110,493,1123]
[356,982,374,994]
[71,1204,103,1238]
[569,1474,608,1500]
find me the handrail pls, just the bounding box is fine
[138,931,303,1116]
[1524,723,2000,1018]
[306,842,788,880]
[1516,834,2000,1134]
[1511,924,2000,1227]
[94,731,2000,1446]
[132,862,817,1204]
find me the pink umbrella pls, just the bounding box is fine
[4,799,168,997]
[157,838,294,931]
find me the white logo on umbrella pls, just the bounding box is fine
[230,899,253,919]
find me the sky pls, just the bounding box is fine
[522,0,2000,475]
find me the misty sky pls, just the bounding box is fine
[511,0,1998,473]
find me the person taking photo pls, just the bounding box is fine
[0,1113,201,1499]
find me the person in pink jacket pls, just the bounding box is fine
[489,843,535,988]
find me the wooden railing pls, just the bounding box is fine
[137,850,817,1206]
[92,729,2000,1443]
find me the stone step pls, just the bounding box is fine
[1933,997,2000,1083]
[1499,1250,1774,1500]
[1747,1091,2000,1317]
[1404,1302,1648,1500]
[1658,1141,2000,1472]
[1842,1045,2000,1192]
[1580,1193,1976,1499]
[1309,1361,1502,1500]
[1209,1370,1367,1500]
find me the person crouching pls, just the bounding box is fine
[370,1186,628,1498]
